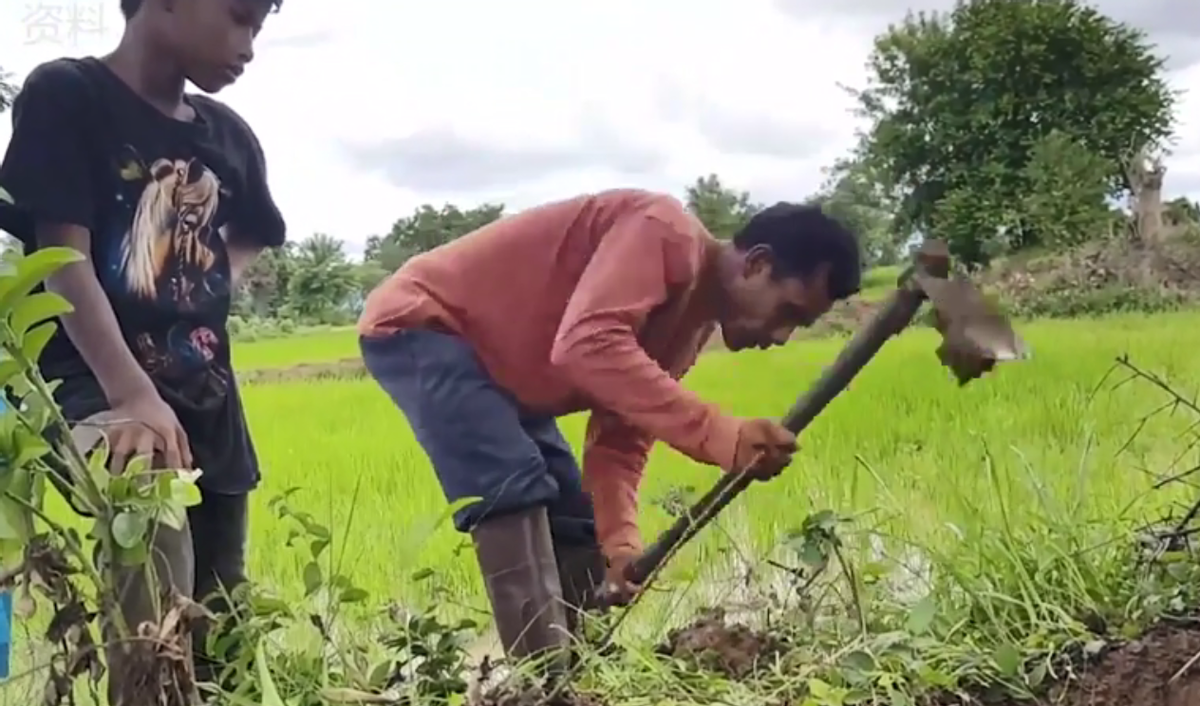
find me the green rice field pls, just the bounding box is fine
[231,311,1195,619]
[8,310,1200,704]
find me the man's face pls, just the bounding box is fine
[164,0,271,93]
[719,247,835,352]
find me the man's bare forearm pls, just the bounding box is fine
[40,225,154,405]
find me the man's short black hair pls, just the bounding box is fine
[120,0,284,19]
[732,202,862,300]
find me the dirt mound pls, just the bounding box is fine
[988,238,1200,317]
[802,298,881,338]
[239,357,367,385]
[935,623,1200,706]
[657,608,788,678]
[475,690,607,706]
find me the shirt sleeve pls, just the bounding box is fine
[582,410,654,557]
[551,207,741,469]
[582,326,715,556]
[221,106,286,249]
[0,61,97,242]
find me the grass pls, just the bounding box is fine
[9,309,1200,704]
[231,328,359,370]
[235,311,1196,609]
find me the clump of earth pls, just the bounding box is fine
[657,608,788,679]
[974,623,1200,706]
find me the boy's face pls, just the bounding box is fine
[159,0,272,93]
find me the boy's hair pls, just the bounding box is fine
[733,202,862,300]
[120,0,284,19]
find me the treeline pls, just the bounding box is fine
[229,173,863,327]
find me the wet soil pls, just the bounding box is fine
[475,690,608,706]
[979,623,1200,706]
[657,608,788,679]
[656,610,1200,705]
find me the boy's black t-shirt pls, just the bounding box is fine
[0,57,286,495]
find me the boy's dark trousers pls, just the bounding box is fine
[67,419,246,706]
[360,328,608,664]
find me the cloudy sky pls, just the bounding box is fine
[2,0,1199,257]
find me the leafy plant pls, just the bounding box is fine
[0,187,204,704]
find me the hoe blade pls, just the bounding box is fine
[916,274,1029,384]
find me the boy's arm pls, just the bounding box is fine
[551,208,742,472]
[582,331,711,558]
[0,64,155,405]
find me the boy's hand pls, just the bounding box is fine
[733,418,797,480]
[105,393,192,473]
[602,549,642,607]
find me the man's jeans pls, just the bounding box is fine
[360,328,597,548]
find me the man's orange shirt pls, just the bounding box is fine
[359,189,742,556]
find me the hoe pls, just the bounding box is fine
[618,239,1029,592]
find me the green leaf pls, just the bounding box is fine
[169,477,202,507]
[338,587,369,604]
[115,539,149,567]
[21,322,57,364]
[807,677,832,700]
[157,502,187,531]
[302,561,322,597]
[8,291,73,339]
[112,510,149,549]
[256,640,287,706]
[0,497,27,540]
[797,537,827,570]
[0,247,85,316]
[87,438,111,492]
[906,595,937,635]
[993,643,1022,677]
[0,358,21,389]
[0,538,23,570]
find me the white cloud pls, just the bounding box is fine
[2,0,1200,257]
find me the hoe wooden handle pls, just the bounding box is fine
[624,279,931,587]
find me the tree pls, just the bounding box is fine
[850,0,1175,265]
[364,203,505,271]
[0,66,15,113]
[1165,196,1200,226]
[685,174,760,239]
[287,233,358,322]
[809,158,898,266]
[234,242,297,318]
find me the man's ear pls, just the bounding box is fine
[742,244,775,278]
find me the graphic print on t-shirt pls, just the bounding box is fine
[99,144,234,378]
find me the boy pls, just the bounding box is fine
[0,0,286,702]
[358,189,861,663]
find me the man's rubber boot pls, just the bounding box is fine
[471,507,571,671]
[554,543,607,638]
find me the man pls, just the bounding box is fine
[358,189,861,663]
[0,0,286,702]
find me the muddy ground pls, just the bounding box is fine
[655,614,1200,706]
[984,623,1200,706]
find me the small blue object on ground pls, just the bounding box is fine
[0,589,10,680]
